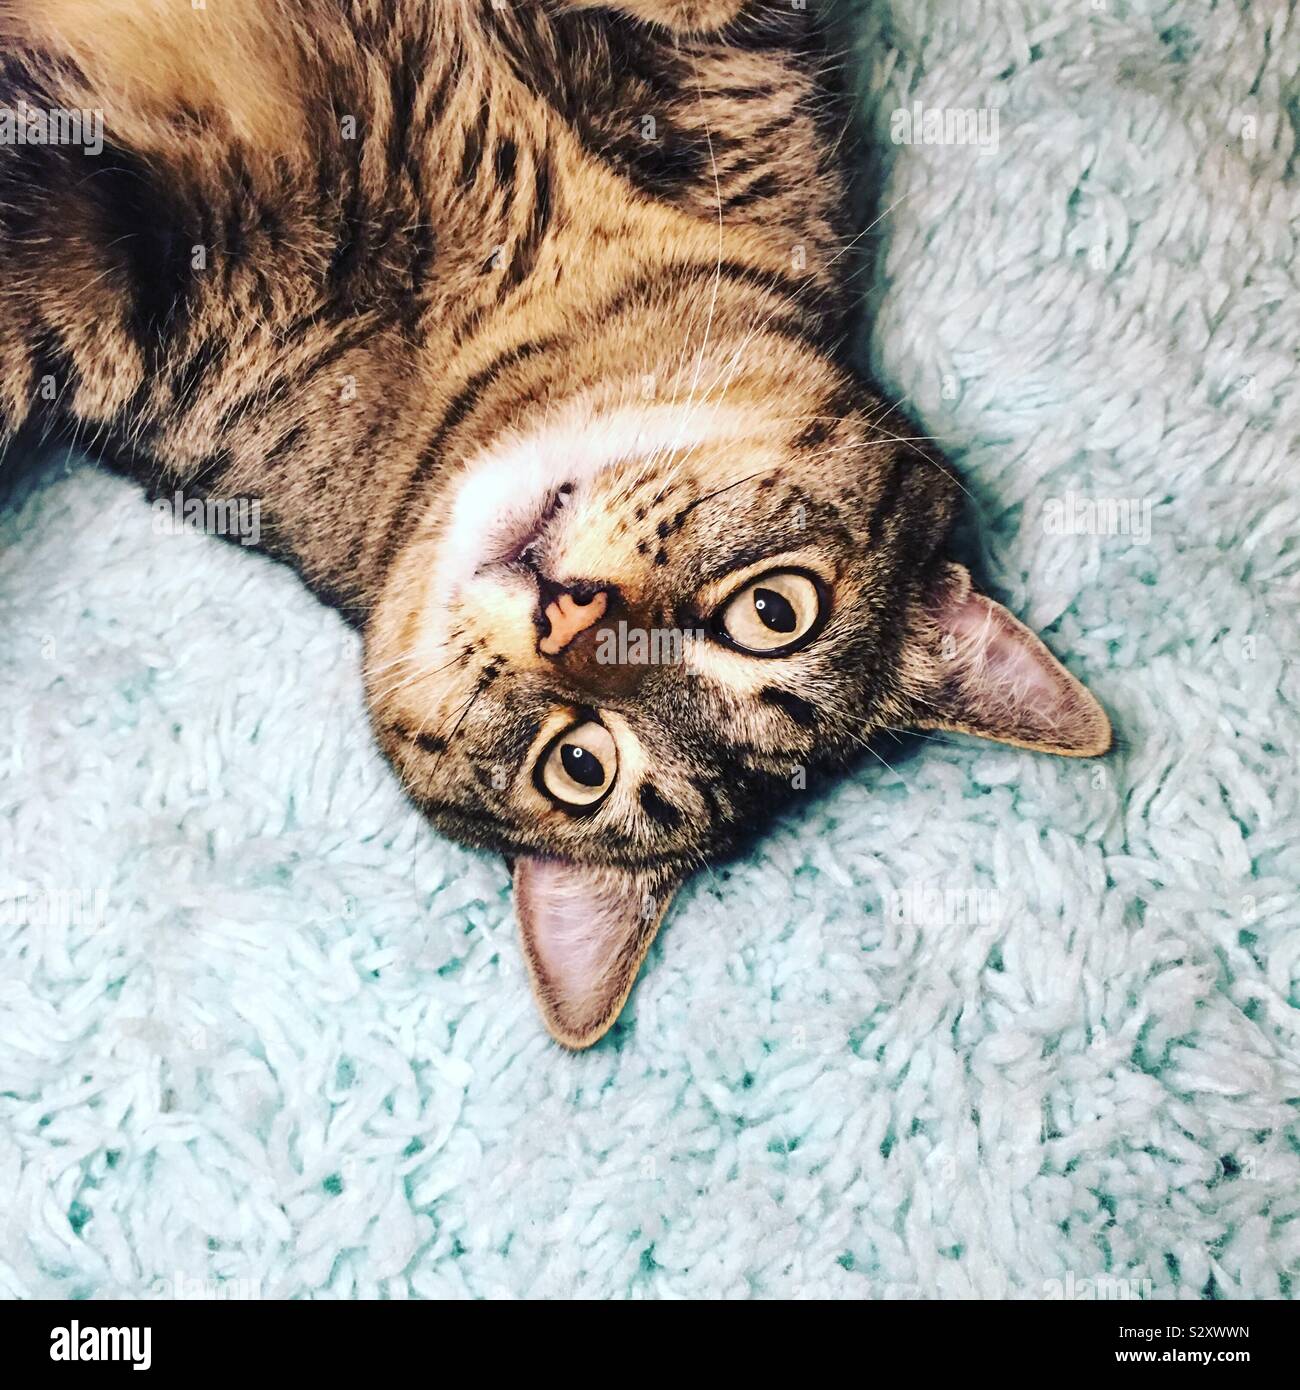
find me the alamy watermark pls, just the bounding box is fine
[150,1271,263,1301]
[890,101,999,155]
[0,884,108,929]
[884,882,1003,928]
[1042,490,1153,544]
[153,489,262,547]
[1043,1271,1154,1301]
[595,621,705,666]
[0,100,103,157]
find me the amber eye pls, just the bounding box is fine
[714,570,826,655]
[537,721,617,809]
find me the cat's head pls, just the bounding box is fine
[366,335,1109,1047]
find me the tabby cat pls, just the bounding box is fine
[0,0,1109,1047]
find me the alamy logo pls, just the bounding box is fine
[1042,490,1153,544]
[152,489,262,547]
[0,100,103,156]
[884,883,1003,928]
[890,101,999,154]
[50,1322,151,1371]
[1043,1271,1153,1301]
[0,884,108,928]
[595,621,705,666]
[151,1270,263,1300]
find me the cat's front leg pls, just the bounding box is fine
[556,0,747,35]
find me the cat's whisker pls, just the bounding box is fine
[847,729,911,789]
[684,185,919,381]
[685,465,781,515]
[831,190,921,273]
[367,649,470,708]
[876,724,969,750]
[366,660,426,702]
[368,667,431,708]
[801,431,961,457]
[797,433,977,503]
[626,320,793,502]
[362,644,444,684]
[415,669,495,800]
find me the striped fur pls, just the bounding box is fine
[0,1,1108,1045]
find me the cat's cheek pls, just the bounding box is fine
[409,567,538,675]
[551,509,645,591]
[463,577,540,665]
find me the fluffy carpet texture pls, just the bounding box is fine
[2,0,1298,1300]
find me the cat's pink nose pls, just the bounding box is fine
[536,584,646,697]
[538,590,608,656]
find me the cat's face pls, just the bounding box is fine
[367,354,1109,1048]
[369,381,954,863]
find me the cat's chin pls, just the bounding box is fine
[482,484,571,572]
[431,394,756,595]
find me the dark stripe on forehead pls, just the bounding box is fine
[212,312,394,437]
[385,37,419,178]
[84,143,194,365]
[170,338,227,415]
[723,171,782,212]
[867,452,907,546]
[458,104,490,186]
[327,163,368,295]
[498,150,553,298]
[592,258,830,339]
[493,138,518,190]
[374,334,556,583]
[420,53,456,127]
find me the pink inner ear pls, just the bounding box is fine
[512,857,643,1019]
[945,592,1062,714]
[925,573,1110,755]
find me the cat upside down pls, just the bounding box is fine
[0,0,1109,1047]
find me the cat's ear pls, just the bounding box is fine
[900,563,1111,757]
[510,856,680,1048]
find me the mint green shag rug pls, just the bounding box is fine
[1,0,1298,1299]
